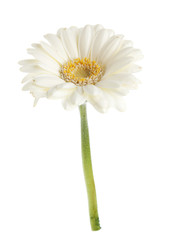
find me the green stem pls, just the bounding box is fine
[79,103,101,231]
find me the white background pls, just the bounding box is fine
[0,0,169,239]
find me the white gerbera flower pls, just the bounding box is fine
[19,24,142,113]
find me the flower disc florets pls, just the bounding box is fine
[60,58,103,86]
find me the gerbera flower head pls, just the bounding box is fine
[19,24,142,112]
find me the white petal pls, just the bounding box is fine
[108,92,126,111]
[105,57,134,76]
[122,64,142,73]
[90,29,114,60]
[114,48,143,62]
[59,27,79,59]
[21,73,35,83]
[62,87,86,110]
[44,34,68,61]
[96,80,120,88]
[121,40,133,48]
[102,73,137,83]
[27,44,60,74]
[32,89,47,106]
[21,72,56,83]
[83,85,110,113]
[22,82,33,91]
[111,47,134,61]
[62,97,76,110]
[20,64,45,74]
[18,59,38,65]
[57,27,66,37]
[47,83,76,99]
[33,75,64,87]
[22,83,47,106]
[97,35,124,64]
[86,92,110,113]
[19,59,48,75]
[92,24,104,33]
[40,41,65,65]
[33,98,39,107]
[83,85,104,96]
[114,88,130,96]
[69,87,86,105]
[78,25,93,59]
[98,74,139,92]
[130,49,143,61]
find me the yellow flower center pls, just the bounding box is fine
[60,58,103,86]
